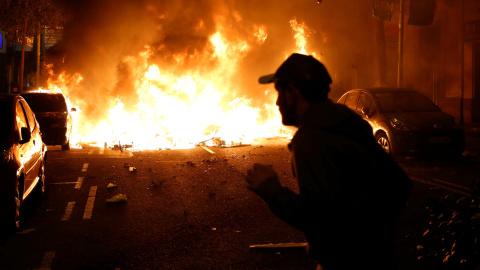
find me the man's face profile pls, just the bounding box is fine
[275,81,297,126]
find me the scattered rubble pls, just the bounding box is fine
[151,179,163,187]
[106,194,127,203]
[107,183,118,189]
[185,161,195,167]
[195,137,251,147]
[417,192,480,267]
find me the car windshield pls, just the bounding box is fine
[0,99,13,140]
[375,91,440,113]
[22,94,67,112]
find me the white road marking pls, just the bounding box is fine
[411,176,471,197]
[82,163,89,172]
[61,201,76,221]
[75,177,84,189]
[88,186,97,197]
[88,149,94,155]
[201,146,215,154]
[34,251,55,270]
[83,186,97,220]
[99,147,104,155]
[431,178,470,191]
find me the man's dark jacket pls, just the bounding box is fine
[254,99,413,269]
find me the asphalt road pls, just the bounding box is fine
[0,138,479,270]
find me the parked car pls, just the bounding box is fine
[21,90,73,150]
[336,88,465,157]
[0,94,47,231]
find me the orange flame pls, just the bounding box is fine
[290,18,316,57]
[40,18,321,150]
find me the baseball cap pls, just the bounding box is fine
[258,53,332,87]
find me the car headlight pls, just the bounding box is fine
[1,147,14,163]
[390,118,419,131]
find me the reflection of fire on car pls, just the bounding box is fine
[337,88,466,157]
[21,90,74,150]
[0,94,47,231]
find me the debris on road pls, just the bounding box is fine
[106,194,127,203]
[201,156,219,163]
[195,137,250,147]
[417,194,480,266]
[113,142,133,152]
[151,179,163,187]
[107,183,118,189]
[129,167,137,172]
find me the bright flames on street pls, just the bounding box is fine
[39,16,319,151]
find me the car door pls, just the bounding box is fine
[357,92,376,118]
[16,100,38,195]
[357,92,383,131]
[22,100,43,190]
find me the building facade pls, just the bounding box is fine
[386,0,479,123]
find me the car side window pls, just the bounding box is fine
[21,100,36,132]
[338,93,347,104]
[16,101,29,138]
[344,92,359,110]
[358,93,375,111]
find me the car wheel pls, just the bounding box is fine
[62,141,70,150]
[376,132,393,156]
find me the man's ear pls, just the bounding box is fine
[284,83,297,95]
[284,84,300,105]
[286,84,303,99]
[290,85,308,105]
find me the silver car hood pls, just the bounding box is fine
[384,111,456,129]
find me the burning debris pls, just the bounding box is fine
[195,137,251,148]
[40,0,341,150]
[113,142,133,152]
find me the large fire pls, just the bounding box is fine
[40,18,318,151]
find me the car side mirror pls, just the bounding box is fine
[19,127,31,144]
[71,107,77,112]
[361,107,372,118]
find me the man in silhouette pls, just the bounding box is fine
[246,53,412,270]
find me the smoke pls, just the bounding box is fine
[49,0,375,127]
